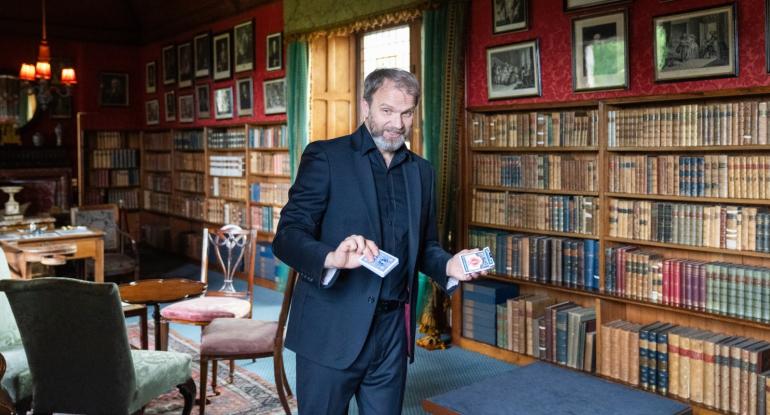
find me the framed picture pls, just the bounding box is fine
[179,94,194,123]
[768,0,770,73]
[99,72,129,106]
[196,84,211,119]
[162,44,176,85]
[572,11,628,92]
[177,42,193,88]
[214,86,234,119]
[653,4,737,82]
[50,95,72,119]
[493,0,528,34]
[146,99,160,126]
[145,61,156,93]
[194,32,211,78]
[564,0,626,11]
[263,78,286,115]
[236,77,254,116]
[213,32,232,80]
[234,20,254,73]
[165,90,176,122]
[486,40,541,99]
[266,32,282,71]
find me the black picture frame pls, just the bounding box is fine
[196,84,210,119]
[263,78,286,115]
[564,0,627,12]
[213,32,232,81]
[165,90,176,122]
[146,99,159,126]
[652,3,738,82]
[99,72,129,106]
[178,94,194,123]
[177,41,193,88]
[572,10,629,92]
[266,32,283,71]
[486,39,542,99]
[162,44,177,85]
[237,77,254,116]
[492,0,528,34]
[234,20,255,73]
[145,61,156,94]
[194,32,212,78]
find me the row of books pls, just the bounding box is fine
[175,172,205,193]
[143,153,172,172]
[207,199,247,227]
[170,195,205,221]
[180,231,203,261]
[469,110,599,148]
[608,154,770,199]
[88,169,139,188]
[210,177,247,199]
[174,129,204,150]
[208,128,246,149]
[140,224,170,250]
[603,320,770,415]
[608,100,770,148]
[250,205,281,234]
[249,125,288,148]
[469,228,600,291]
[472,191,598,235]
[250,182,290,205]
[472,154,597,192]
[90,149,138,169]
[106,188,140,209]
[254,242,284,282]
[462,280,519,345]
[208,155,245,177]
[249,152,291,176]
[144,174,171,193]
[606,246,770,323]
[174,152,205,172]
[92,131,138,149]
[609,199,770,252]
[143,190,170,213]
[143,131,173,151]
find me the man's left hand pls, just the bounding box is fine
[446,249,487,281]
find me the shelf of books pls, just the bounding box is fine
[140,130,173,249]
[459,93,770,414]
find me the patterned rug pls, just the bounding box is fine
[127,324,296,415]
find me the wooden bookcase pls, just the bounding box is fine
[457,89,770,415]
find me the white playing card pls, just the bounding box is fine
[359,250,399,278]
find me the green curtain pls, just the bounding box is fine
[417,0,469,336]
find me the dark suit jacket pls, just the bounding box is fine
[273,125,454,370]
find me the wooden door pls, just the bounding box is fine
[309,35,357,142]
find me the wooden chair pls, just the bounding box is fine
[198,269,297,415]
[70,203,139,282]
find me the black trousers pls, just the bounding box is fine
[296,307,408,415]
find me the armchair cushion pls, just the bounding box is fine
[161,297,251,323]
[201,318,277,356]
[72,207,119,250]
[129,350,192,414]
[0,346,31,402]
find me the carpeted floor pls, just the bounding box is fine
[134,249,517,414]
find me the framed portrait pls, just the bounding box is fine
[653,4,737,82]
[564,0,626,11]
[177,42,193,88]
[213,32,232,80]
[194,32,211,78]
[196,84,211,119]
[214,86,234,119]
[50,95,72,119]
[146,99,160,126]
[234,20,254,73]
[162,44,176,85]
[165,90,176,122]
[99,72,129,106]
[572,11,628,92]
[179,94,194,123]
[145,61,156,93]
[486,40,541,99]
[266,32,282,71]
[263,78,286,115]
[493,0,528,34]
[236,78,254,116]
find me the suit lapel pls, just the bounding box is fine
[352,147,382,246]
[403,160,421,295]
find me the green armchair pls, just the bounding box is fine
[0,277,196,415]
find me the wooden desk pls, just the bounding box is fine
[0,228,105,282]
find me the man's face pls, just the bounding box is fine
[361,79,415,153]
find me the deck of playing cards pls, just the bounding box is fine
[460,247,495,274]
[359,250,400,278]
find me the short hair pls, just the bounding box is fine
[363,68,420,106]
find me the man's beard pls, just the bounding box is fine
[367,116,408,153]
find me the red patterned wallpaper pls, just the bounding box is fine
[467,0,770,107]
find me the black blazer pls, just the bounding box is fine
[273,125,454,370]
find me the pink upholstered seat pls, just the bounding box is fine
[160,297,251,323]
[201,318,278,356]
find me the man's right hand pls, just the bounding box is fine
[324,234,379,269]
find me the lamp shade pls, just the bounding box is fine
[35,61,51,79]
[61,68,77,85]
[19,63,36,81]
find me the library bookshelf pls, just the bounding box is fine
[458,88,770,415]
